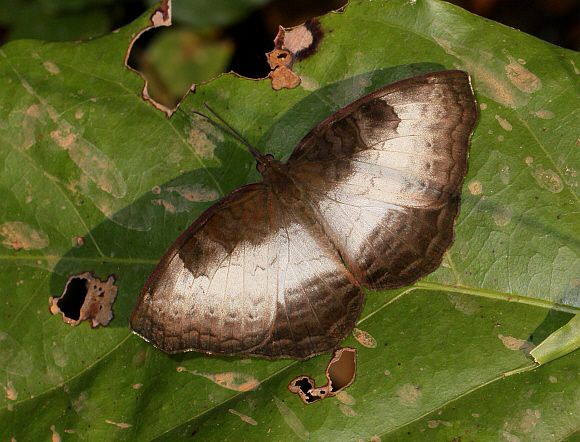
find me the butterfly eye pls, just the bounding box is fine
[255,153,276,173]
[255,161,266,173]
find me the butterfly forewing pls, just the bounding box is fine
[287,71,478,289]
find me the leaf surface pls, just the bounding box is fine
[1,1,579,440]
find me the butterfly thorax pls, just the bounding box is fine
[257,154,303,205]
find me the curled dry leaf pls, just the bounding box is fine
[266,50,301,90]
[266,19,323,90]
[288,348,357,405]
[49,272,118,328]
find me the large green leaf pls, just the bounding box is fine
[1,0,579,440]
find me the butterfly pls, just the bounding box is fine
[130,70,478,360]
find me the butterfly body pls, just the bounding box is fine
[258,154,304,205]
[130,70,478,360]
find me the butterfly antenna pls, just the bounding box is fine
[190,103,265,162]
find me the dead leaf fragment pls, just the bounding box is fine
[266,19,323,90]
[273,19,323,62]
[49,272,118,328]
[266,53,301,90]
[288,348,356,405]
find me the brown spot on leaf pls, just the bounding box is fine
[177,367,260,392]
[274,396,310,440]
[530,164,563,193]
[505,56,542,93]
[352,328,377,348]
[186,118,222,159]
[288,348,356,405]
[493,205,514,227]
[228,409,258,426]
[468,181,483,195]
[50,425,61,442]
[105,420,132,429]
[2,381,18,400]
[396,384,422,406]
[1,221,49,251]
[50,125,127,198]
[498,334,535,356]
[335,390,356,405]
[43,61,60,75]
[151,198,177,213]
[151,184,219,214]
[531,109,554,119]
[49,272,118,328]
[494,115,513,131]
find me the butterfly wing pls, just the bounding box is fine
[287,70,478,290]
[130,183,365,359]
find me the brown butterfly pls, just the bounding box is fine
[130,70,478,360]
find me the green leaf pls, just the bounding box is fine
[1,0,580,440]
[132,27,235,109]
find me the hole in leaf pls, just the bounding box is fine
[328,347,356,392]
[288,348,357,405]
[49,272,118,328]
[56,277,89,321]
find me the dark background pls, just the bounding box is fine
[1,0,578,106]
[1,0,578,69]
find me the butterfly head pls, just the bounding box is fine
[255,153,277,174]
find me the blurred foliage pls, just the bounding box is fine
[128,27,234,108]
[3,0,575,109]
